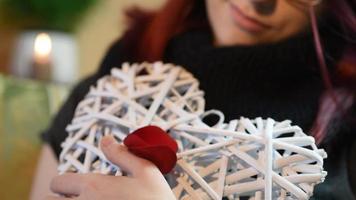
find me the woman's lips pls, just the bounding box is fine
[229,2,272,33]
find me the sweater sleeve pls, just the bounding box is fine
[41,39,124,158]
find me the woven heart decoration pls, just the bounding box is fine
[59,62,327,200]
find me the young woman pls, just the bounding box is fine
[31,0,356,199]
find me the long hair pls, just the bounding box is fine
[120,0,356,144]
[121,0,207,62]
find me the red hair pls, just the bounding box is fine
[121,0,208,62]
[120,0,356,144]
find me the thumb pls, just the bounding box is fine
[100,135,156,177]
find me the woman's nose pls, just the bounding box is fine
[250,0,277,15]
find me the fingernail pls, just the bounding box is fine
[101,136,114,147]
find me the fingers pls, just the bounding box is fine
[44,195,72,200]
[50,173,85,196]
[101,135,158,177]
[50,172,132,198]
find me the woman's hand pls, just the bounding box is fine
[45,136,176,200]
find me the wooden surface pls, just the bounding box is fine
[0,29,18,74]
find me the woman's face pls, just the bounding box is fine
[206,0,319,46]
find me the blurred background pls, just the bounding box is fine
[0,0,163,199]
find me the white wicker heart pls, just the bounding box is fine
[59,62,327,200]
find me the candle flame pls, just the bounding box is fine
[34,33,52,58]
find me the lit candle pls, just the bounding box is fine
[32,33,52,81]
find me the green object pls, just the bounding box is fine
[0,0,97,32]
[0,74,68,200]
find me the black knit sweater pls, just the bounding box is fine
[42,29,355,199]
